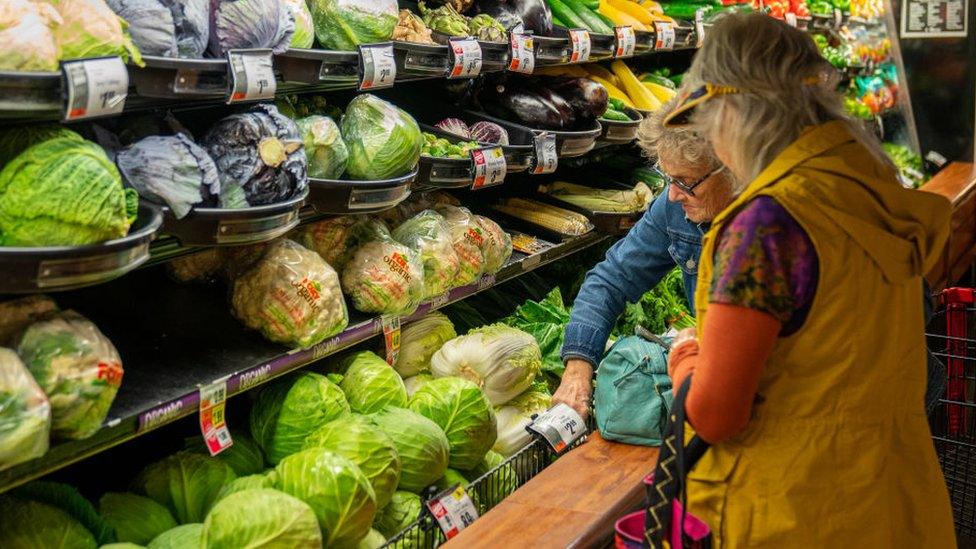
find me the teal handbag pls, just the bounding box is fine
[594,333,673,446]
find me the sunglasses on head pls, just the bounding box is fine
[652,162,726,197]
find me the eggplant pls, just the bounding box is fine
[530,86,577,127]
[482,84,576,129]
[475,0,552,36]
[549,77,609,122]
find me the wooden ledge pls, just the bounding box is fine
[445,432,659,548]
[921,162,976,290]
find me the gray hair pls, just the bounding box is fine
[683,12,893,188]
[637,97,716,167]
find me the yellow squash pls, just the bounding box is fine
[643,81,677,102]
[607,0,653,24]
[583,64,621,89]
[598,1,647,29]
[611,59,661,110]
[586,74,635,108]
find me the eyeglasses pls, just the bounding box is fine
[652,162,726,197]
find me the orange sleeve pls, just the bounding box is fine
[666,303,781,444]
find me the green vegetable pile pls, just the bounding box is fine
[600,98,634,122]
[614,267,695,337]
[883,142,928,188]
[422,132,481,159]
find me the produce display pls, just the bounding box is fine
[342,95,423,180]
[419,2,508,41]
[309,0,398,51]
[422,132,482,159]
[341,218,426,315]
[393,8,436,44]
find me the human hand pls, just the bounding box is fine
[671,327,697,349]
[551,359,594,420]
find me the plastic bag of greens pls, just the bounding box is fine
[376,190,460,227]
[16,311,123,440]
[0,295,58,347]
[392,210,460,299]
[341,219,425,315]
[283,0,314,48]
[48,0,143,65]
[0,348,50,471]
[436,205,485,287]
[231,239,348,348]
[0,0,62,72]
[341,94,422,180]
[291,216,357,272]
[474,215,512,273]
[207,0,295,56]
[296,115,348,180]
[309,0,397,51]
[106,0,178,57]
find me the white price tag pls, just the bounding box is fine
[527,402,587,453]
[199,378,233,456]
[653,22,675,51]
[833,8,843,27]
[471,147,506,189]
[695,9,706,47]
[226,49,276,103]
[569,29,591,63]
[62,57,128,121]
[532,133,558,174]
[382,315,401,365]
[785,12,798,26]
[448,38,483,78]
[614,26,636,57]
[508,33,536,74]
[425,485,479,538]
[359,43,396,90]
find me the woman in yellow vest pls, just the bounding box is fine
[662,12,956,547]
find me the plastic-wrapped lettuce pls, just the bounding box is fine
[408,376,496,470]
[47,0,143,65]
[341,95,422,180]
[0,496,97,549]
[393,211,460,299]
[283,0,314,48]
[341,218,425,316]
[16,311,123,440]
[296,115,348,180]
[207,0,295,56]
[148,524,203,549]
[0,348,50,471]
[202,104,308,207]
[202,489,323,548]
[393,312,456,378]
[436,205,485,287]
[309,0,397,51]
[474,215,512,273]
[116,134,220,219]
[231,239,348,348]
[0,0,62,72]
[292,216,358,272]
[106,0,177,56]
[99,492,178,545]
[133,451,237,524]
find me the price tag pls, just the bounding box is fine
[448,38,482,79]
[833,8,843,27]
[527,402,587,453]
[62,57,128,121]
[785,12,797,26]
[382,315,401,365]
[568,29,591,63]
[531,133,558,174]
[358,43,396,90]
[653,22,675,51]
[226,49,276,103]
[199,378,233,456]
[425,485,479,538]
[508,33,536,74]
[614,26,636,57]
[471,147,506,189]
[695,9,706,47]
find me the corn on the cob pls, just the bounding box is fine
[494,198,594,235]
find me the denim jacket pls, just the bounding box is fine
[561,185,705,367]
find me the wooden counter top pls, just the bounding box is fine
[445,432,659,549]
[921,162,976,290]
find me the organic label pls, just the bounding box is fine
[653,22,675,50]
[448,38,482,78]
[569,29,591,63]
[471,147,506,189]
[695,9,706,47]
[226,49,276,103]
[359,43,396,90]
[62,57,128,121]
[508,33,536,74]
[426,485,479,538]
[382,315,401,365]
[527,402,587,453]
[199,378,233,456]
[532,133,558,174]
[614,26,636,57]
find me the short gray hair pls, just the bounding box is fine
[636,97,715,167]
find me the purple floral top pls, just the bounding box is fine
[709,196,819,336]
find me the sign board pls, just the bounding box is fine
[901,0,967,37]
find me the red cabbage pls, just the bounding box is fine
[470,121,509,145]
[434,118,470,139]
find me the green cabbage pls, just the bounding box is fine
[283,0,315,48]
[408,377,496,470]
[296,115,348,180]
[463,450,517,507]
[12,481,113,545]
[147,524,202,549]
[493,388,551,456]
[357,528,387,549]
[48,0,143,65]
[99,493,177,546]
[368,406,449,492]
[0,0,61,72]
[249,372,350,464]
[274,448,377,547]
[309,0,397,51]
[394,313,456,377]
[339,351,408,413]
[201,488,322,548]
[403,373,433,398]
[372,491,422,538]
[341,94,422,180]
[0,126,82,168]
[302,414,401,509]
[213,473,276,503]
[132,451,237,524]
[0,137,138,247]
[0,496,97,549]
[100,544,144,548]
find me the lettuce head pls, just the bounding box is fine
[0,0,62,72]
[339,351,408,413]
[341,94,422,180]
[368,406,448,493]
[408,376,496,470]
[201,488,322,548]
[309,0,396,51]
[47,0,143,65]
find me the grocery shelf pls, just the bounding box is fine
[0,230,608,494]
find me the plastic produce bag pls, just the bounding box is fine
[341,94,422,180]
[474,215,512,273]
[0,295,58,346]
[166,248,224,283]
[392,210,460,299]
[341,218,425,315]
[0,348,51,471]
[231,239,348,348]
[376,191,460,227]
[291,215,358,272]
[309,0,397,51]
[207,0,295,56]
[436,205,485,287]
[17,311,123,440]
[106,0,178,57]
[0,0,62,72]
[295,115,348,180]
[47,0,143,65]
[283,0,314,48]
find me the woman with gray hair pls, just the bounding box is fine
[663,12,954,546]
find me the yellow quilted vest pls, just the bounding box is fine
[688,121,955,547]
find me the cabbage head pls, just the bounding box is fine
[393,312,456,377]
[0,137,138,247]
[213,473,277,503]
[106,0,178,57]
[408,377,496,470]
[99,492,177,546]
[201,488,322,548]
[339,351,408,413]
[0,126,83,168]
[493,388,550,456]
[403,373,433,398]
[101,544,144,548]
[0,496,97,549]
[11,480,113,545]
[208,0,295,56]
[296,115,348,180]
[48,0,143,65]
[302,414,401,509]
[372,491,422,538]
[0,0,61,72]
[133,451,237,524]
[357,528,387,549]
[147,524,203,549]
[274,448,377,547]
[249,371,350,464]
[341,94,422,180]
[368,406,448,492]
[430,324,541,406]
[283,0,314,48]
[309,0,397,51]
